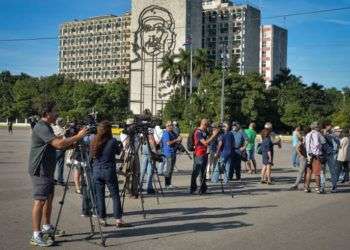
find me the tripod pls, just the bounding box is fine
[119,130,164,219]
[52,142,106,247]
[216,159,234,198]
[198,155,234,198]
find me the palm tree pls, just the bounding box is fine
[193,48,212,78]
[158,53,181,86]
[175,48,190,87]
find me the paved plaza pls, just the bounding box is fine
[0,128,349,250]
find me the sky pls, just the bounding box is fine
[0,0,349,89]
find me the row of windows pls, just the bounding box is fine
[60,35,130,46]
[61,19,131,34]
[61,47,130,56]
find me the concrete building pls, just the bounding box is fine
[59,14,131,83]
[260,24,288,86]
[202,0,261,74]
[129,0,202,115]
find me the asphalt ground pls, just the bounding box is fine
[0,128,349,250]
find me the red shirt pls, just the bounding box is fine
[194,129,208,157]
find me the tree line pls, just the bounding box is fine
[0,71,130,123]
[160,49,350,133]
[1,48,349,132]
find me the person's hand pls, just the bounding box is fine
[177,136,183,142]
[240,147,246,152]
[77,127,88,139]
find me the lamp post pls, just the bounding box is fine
[220,45,229,123]
[183,35,193,96]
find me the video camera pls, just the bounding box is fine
[65,114,97,137]
[122,115,160,137]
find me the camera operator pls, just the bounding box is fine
[190,119,219,194]
[161,121,182,189]
[140,128,157,194]
[28,102,87,247]
[90,120,130,227]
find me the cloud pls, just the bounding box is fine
[325,19,350,26]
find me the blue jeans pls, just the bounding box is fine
[230,151,241,180]
[140,154,153,191]
[93,166,122,219]
[212,156,231,184]
[291,146,300,167]
[321,153,339,190]
[164,155,176,186]
[55,150,65,183]
[190,155,208,192]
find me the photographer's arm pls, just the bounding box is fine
[201,129,219,146]
[50,128,88,150]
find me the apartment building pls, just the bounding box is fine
[260,24,288,86]
[59,14,131,83]
[202,0,261,74]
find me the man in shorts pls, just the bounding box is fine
[305,121,326,193]
[28,102,87,247]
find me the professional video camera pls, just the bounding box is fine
[65,114,97,137]
[122,114,160,136]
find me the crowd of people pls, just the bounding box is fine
[26,102,350,247]
[290,122,350,193]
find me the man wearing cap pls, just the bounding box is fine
[230,122,248,181]
[161,121,182,189]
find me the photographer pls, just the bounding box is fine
[140,128,157,194]
[28,102,87,247]
[161,121,182,189]
[212,122,234,184]
[190,119,219,194]
[90,120,130,227]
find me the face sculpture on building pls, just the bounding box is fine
[133,5,176,61]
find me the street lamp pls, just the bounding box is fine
[183,35,193,96]
[220,44,229,123]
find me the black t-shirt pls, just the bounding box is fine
[28,120,56,177]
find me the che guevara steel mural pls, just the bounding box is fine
[131,5,177,114]
[133,5,176,61]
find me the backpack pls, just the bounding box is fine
[187,128,197,152]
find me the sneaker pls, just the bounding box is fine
[42,225,65,237]
[30,233,54,247]
[304,188,311,193]
[330,188,338,193]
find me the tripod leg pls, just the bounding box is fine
[120,181,128,213]
[86,176,106,246]
[153,162,164,197]
[52,165,73,241]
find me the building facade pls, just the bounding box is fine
[202,0,261,74]
[129,0,202,115]
[260,25,288,86]
[59,14,131,84]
